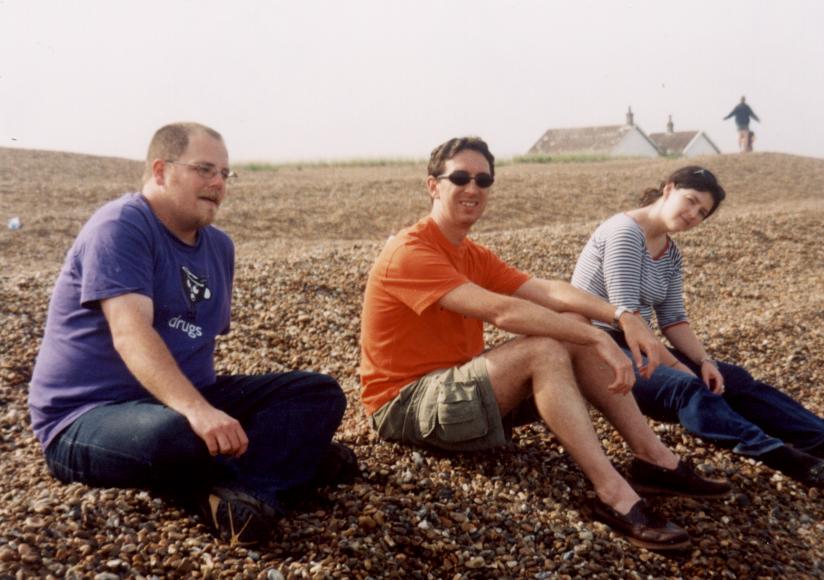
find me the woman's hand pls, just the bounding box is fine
[701,360,725,394]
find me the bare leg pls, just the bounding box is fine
[567,341,679,470]
[482,336,640,514]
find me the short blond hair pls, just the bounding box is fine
[142,122,223,182]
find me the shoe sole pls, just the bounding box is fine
[208,494,260,547]
[587,503,692,552]
[589,514,692,551]
[629,481,732,499]
[204,488,275,547]
[621,533,692,552]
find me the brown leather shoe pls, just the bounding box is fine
[629,458,732,498]
[589,498,691,551]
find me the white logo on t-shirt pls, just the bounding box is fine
[167,315,203,339]
[181,266,212,306]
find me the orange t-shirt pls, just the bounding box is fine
[359,217,531,414]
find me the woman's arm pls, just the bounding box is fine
[663,323,724,393]
[650,338,696,376]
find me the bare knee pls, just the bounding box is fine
[519,336,572,372]
[485,336,573,382]
[486,336,576,414]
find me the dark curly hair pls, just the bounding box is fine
[639,166,726,217]
[427,137,495,179]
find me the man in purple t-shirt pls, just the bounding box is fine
[28,122,355,547]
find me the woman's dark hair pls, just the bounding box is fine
[640,165,726,217]
[428,136,495,178]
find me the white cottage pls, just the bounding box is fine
[648,116,721,157]
[527,108,661,158]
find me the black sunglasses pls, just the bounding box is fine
[437,170,495,188]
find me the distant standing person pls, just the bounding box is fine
[724,96,760,152]
[28,122,355,547]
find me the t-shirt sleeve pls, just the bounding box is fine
[380,243,469,315]
[220,234,235,335]
[76,212,155,308]
[655,250,688,329]
[601,221,645,311]
[475,243,531,295]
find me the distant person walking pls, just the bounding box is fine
[724,96,760,152]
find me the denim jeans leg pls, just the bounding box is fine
[691,360,824,453]
[200,371,346,507]
[45,400,216,495]
[628,354,782,456]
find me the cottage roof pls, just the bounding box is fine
[527,124,659,156]
[648,131,698,154]
[648,130,721,155]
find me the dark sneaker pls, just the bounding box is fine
[628,458,732,498]
[799,461,824,488]
[759,444,824,487]
[589,498,691,551]
[312,442,360,487]
[801,441,824,461]
[199,486,280,547]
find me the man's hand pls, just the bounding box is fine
[593,333,637,395]
[617,312,660,379]
[185,402,249,458]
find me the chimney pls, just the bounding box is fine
[626,106,634,126]
[666,115,674,133]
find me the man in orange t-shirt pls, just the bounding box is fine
[359,136,730,551]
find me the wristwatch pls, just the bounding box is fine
[613,306,632,327]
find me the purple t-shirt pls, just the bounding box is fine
[28,193,234,449]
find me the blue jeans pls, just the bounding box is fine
[610,333,824,457]
[45,372,346,509]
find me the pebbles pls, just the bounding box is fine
[2,149,824,577]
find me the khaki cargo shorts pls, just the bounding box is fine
[370,357,538,452]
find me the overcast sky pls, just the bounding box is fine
[2,0,822,162]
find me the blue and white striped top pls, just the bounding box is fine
[571,213,688,331]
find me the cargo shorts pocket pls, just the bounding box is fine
[418,381,489,444]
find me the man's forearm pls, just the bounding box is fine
[516,278,616,325]
[439,282,606,346]
[491,294,608,346]
[107,313,248,457]
[111,323,211,414]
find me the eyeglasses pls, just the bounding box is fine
[437,170,495,188]
[166,160,238,182]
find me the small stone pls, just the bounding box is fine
[465,556,485,569]
[32,498,54,513]
[358,515,377,530]
[18,543,39,564]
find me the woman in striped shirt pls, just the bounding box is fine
[572,166,824,488]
